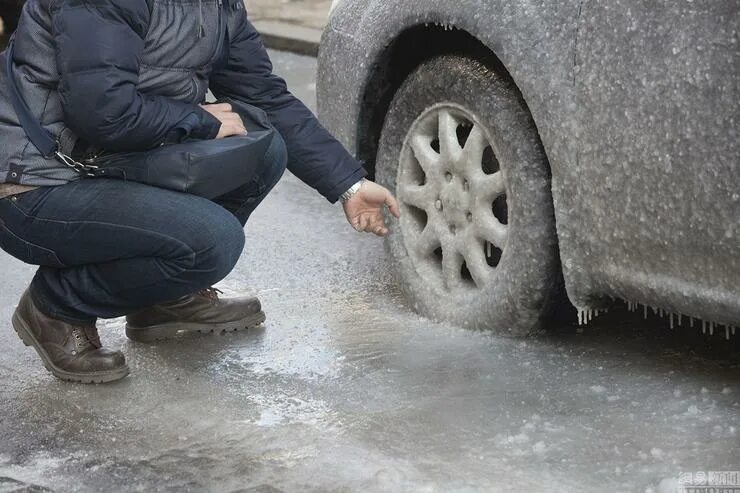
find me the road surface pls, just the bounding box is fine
[0,51,737,493]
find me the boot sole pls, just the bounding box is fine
[12,311,130,384]
[125,311,267,343]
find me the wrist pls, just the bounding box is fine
[340,178,365,204]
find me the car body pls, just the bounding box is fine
[317,0,738,333]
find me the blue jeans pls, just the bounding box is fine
[0,133,288,324]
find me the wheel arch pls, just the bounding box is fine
[355,25,522,178]
[318,1,582,317]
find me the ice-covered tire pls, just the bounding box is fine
[376,55,558,335]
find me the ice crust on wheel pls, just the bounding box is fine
[376,56,559,335]
[397,103,508,292]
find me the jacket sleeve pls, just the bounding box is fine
[52,0,221,151]
[208,11,367,203]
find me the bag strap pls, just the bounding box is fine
[5,38,95,175]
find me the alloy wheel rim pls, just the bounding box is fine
[397,103,509,292]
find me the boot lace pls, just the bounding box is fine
[198,287,223,301]
[71,326,102,353]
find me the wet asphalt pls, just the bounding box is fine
[0,51,738,493]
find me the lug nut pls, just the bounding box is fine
[463,180,470,191]
[445,172,453,182]
[435,199,443,210]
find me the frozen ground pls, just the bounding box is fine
[0,51,738,493]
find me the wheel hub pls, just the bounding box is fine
[438,175,473,232]
[396,103,509,292]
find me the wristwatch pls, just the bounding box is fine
[340,178,365,204]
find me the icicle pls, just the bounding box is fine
[678,313,682,326]
[732,326,736,336]
[702,320,706,334]
[644,305,648,319]
[726,326,730,340]
[709,322,714,336]
[690,317,694,328]
[669,313,674,329]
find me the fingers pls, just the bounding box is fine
[385,191,401,219]
[220,113,247,131]
[367,215,388,236]
[200,103,247,138]
[373,225,389,237]
[359,214,370,233]
[216,112,247,138]
[200,102,232,113]
[219,111,243,125]
[350,213,390,237]
[217,122,248,139]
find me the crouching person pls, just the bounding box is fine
[0,0,399,383]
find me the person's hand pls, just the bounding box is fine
[200,103,248,139]
[343,180,401,237]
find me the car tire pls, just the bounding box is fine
[376,55,558,335]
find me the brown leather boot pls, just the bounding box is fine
[12,289,129,384]
[125,288,265,343]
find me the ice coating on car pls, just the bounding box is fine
[316,0,740,331]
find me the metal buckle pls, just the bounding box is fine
[52,138,98,177]
[55,151,98,177]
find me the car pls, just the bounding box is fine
[317,0,739,336]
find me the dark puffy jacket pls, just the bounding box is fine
[0,0,366,202]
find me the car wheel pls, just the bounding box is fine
[376,55,558,335]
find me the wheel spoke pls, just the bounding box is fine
[474,215,508,248]
[441,247,464,290]
[410,135,440,174]
[461,239,492,287]
[438,110,463,162]
[399,103,510,293]
[474,171,506,202]
[461,125,487,174]
[415,222,441,257]
[398,184,433,211]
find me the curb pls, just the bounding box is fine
[252,20,322,57]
